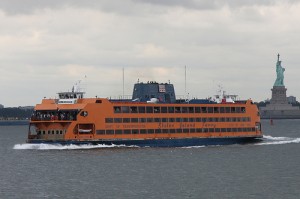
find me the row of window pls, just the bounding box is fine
[114,106,246,114]
[105,117,251,123]
[37,130,66,135]
[96,127,256,135]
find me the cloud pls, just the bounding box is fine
[1,1,300,106]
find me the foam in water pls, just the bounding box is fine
[13,143,135,150]
[256,135,300,145]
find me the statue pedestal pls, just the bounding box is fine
[270,86,288,104]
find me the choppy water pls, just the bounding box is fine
[1,119,300,199]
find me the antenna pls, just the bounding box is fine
[122,67,124,99]
[185,65,187,100]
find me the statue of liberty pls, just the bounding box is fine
[274,53,285,86]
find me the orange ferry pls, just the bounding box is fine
[27,81,262,146]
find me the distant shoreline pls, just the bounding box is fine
[0,120,29,126]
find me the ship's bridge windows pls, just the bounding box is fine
[195,107,201,113]
[201,107,207,113]
[220,107,225,113]
[188,107,194,113]
[182,107,188,113]
[236,107,241,113]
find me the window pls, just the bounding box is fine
[114,106,121,113]
[114,118,122,123]
[188,107,194,113]
[209,128,214,132]
[175,107,181,113]
[124,130,131,134]
[154,107,160,113]
[131,118,138,123]
[115,130,122,134]
[146,106,153,113]
[183,118,188,122]
[105,118,113,123]
[190,128,196,133]
[225,107,230,113]
[182,107,188,113]
[214,107,219,113]
[161,107,168,113]
[176,129,182,133]
[154,118,161,122]
[236,107,241,113]
[123,118,130,123]
[208,107,213,113]
[170,129,176,133]
[132,129,139,134]
[195,107,201,113]
[201,107,207,113]
[215,128,220,132]
[241,107,246,112]
[139,118,146,123]
[183,129,189,133]
[196,118,201,122]
[169,118,175,122]
[122,106,130,113]
[138,106,146,113]
[147,118,153,122]
[168,107,175,113]
[155,129,161,134]
[196,128,202,133]
[189,118,194,122]
[96,130,105,134]
[162,118,167,122]
[231,107,236,113]
[220,107,225,113]
[162,129,169,133]
[106,130,114,135]
[148,129,154,134]
[140,129,147,134]
[130,106,138,113]
[176,118,182,122]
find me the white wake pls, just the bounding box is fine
[256,135,300,145]
[13,143,134,150]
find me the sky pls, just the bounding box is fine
[1,0,300,107]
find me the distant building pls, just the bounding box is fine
[287,96,297,104]
[0,104,4,109]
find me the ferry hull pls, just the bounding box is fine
[27,136,262,147]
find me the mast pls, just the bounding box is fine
[122,67,124,99]
[185,65,187,100]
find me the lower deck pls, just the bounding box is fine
[27,136,262,147]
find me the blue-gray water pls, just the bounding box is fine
[1,120,300,199]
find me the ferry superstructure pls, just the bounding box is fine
[27,81,262,147]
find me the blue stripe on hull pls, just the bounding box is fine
[27,137,262,147]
